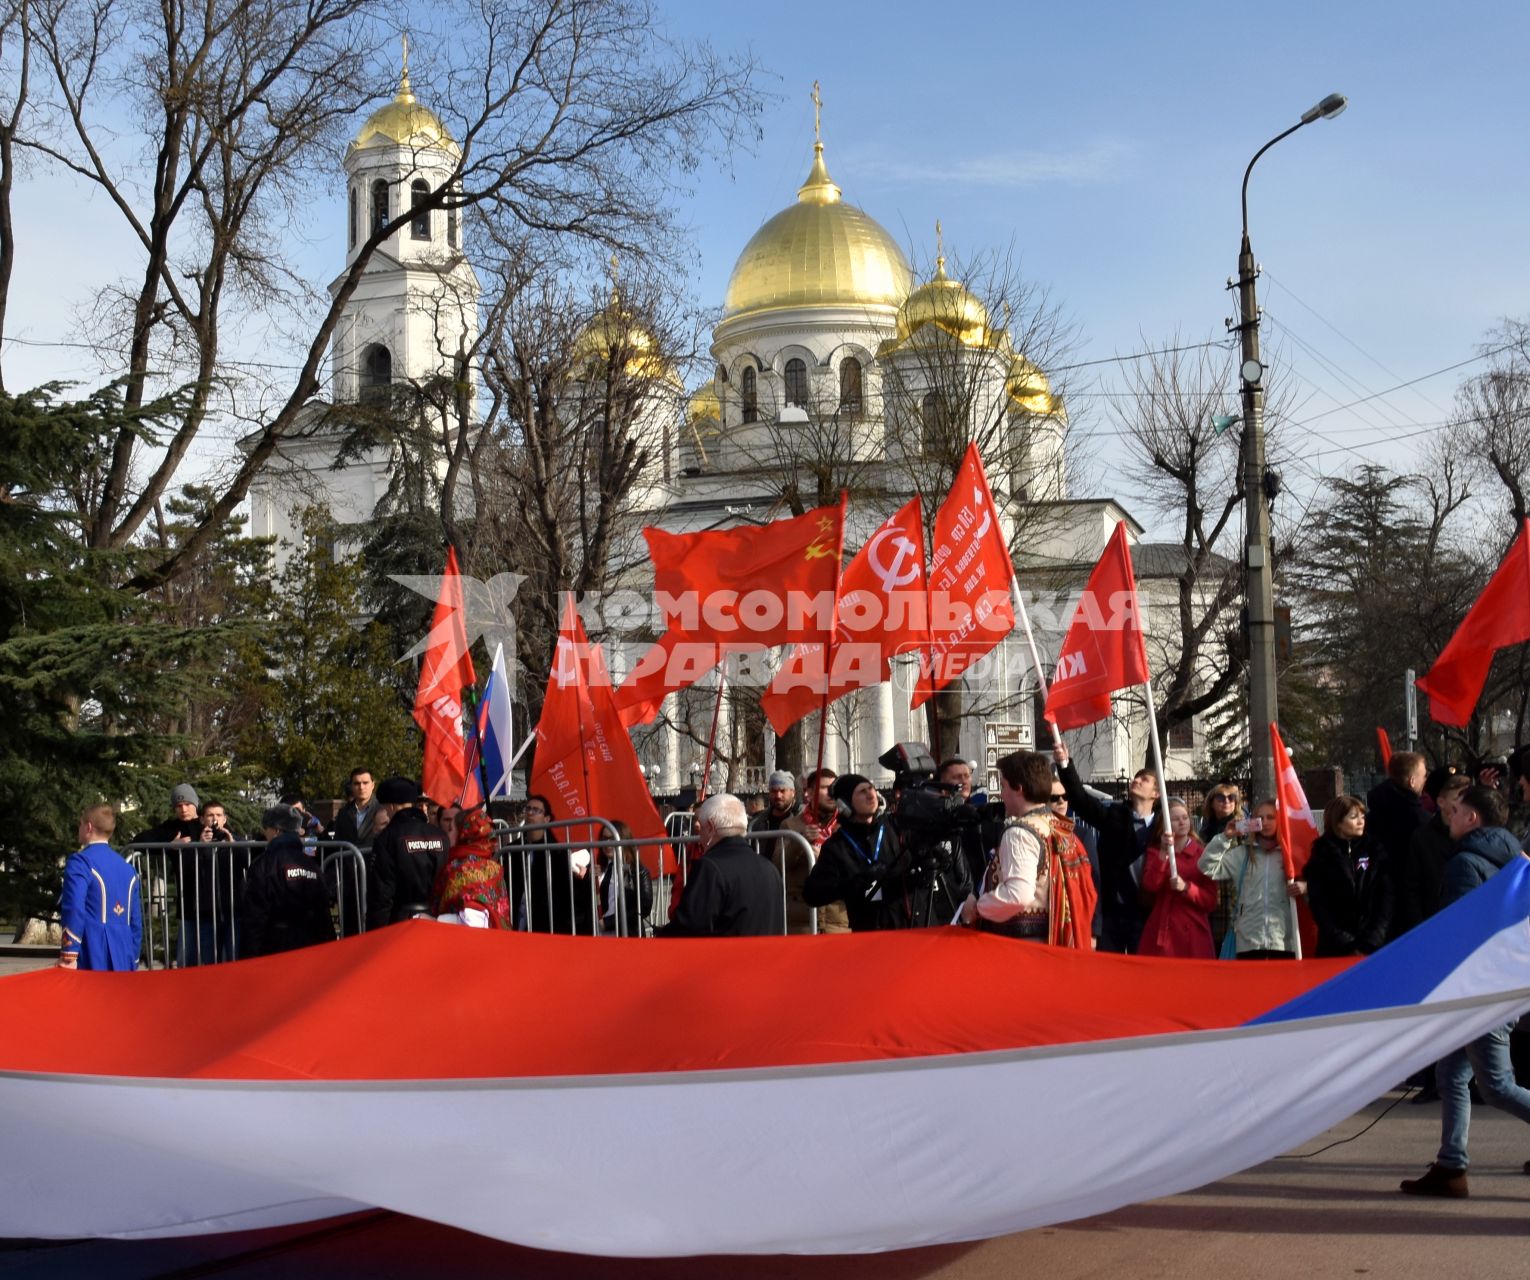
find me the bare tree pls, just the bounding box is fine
[0,0,30,387]
[1108,339,1254,753]
[1456,319,1530,529]
[878,242,1080,751]
[13,0,759,587]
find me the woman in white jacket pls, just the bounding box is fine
[1198,800,1303,958]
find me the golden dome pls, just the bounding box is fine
[1007,354,1058,415]
[897,255,991,346]
[718,143,912,328]
[351,70,458,155]
[687,384,722,425]
[571,300,676,383]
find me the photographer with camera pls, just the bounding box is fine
[959,750,1096,948]
[804,774,921,931]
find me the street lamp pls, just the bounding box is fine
[1234,91,1346,801]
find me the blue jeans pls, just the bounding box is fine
[1436,1019,1530,1169]
[176,918,236,967]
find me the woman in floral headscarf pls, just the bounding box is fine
[431,807,511,929]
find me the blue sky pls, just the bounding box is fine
[7,0,1528,520]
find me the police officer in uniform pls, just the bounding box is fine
[367,777,450,929]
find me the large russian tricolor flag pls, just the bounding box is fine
[1,862,1528,1255]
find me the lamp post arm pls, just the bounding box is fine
[1241,120,1309,243]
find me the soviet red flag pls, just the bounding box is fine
[413,546,476,805]
[616,499,847,727]
[531,595,671,872]
[761,497,929,736]
[912,445,1016,708]
[1375,726,1393,769]
[1416,518,1530,727]
[1043,521,1150,732]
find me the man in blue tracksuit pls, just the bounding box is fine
[1400,785,1530,1198]
[58,804,142,972]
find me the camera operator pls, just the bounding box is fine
[937,756,1000,891]
[804,775,922,931]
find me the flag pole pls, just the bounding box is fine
[815,492,849,796]
[1009,578,1062,750]
[1140,678,1175,840]
[461,682,494,809]
[697,659,727,806]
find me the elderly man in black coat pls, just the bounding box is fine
[658,794,785,938]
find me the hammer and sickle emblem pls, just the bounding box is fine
[971,484,993,541]
[867,526,921,594]
[804,541,833,560]
[551,639,580,688]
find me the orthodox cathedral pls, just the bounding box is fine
[247,72,1212,795]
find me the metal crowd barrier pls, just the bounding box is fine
[490,822,817,936]
[494,818,620,937]
[125,840,367,969]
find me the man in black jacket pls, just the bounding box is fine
[132,783,229,967]
[366,777,450,929]
[329,767,380,850]
[1052,743,1156,953]
[1391,772,1471,940]
[658,794,785,937]
[1366,751,1429,865]
[240,805,336,958]
[804,774,922,931]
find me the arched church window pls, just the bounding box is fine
[361,344,392,404]
[921,392,948,451]
[371,180,388,235]
[784,357,808,407]
[411,180,431,241]
[839,358,862,414]
[348,187,357,250]
[741,366,758,423]
[447,200,459,249]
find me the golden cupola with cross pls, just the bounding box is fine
[714,87,911,342]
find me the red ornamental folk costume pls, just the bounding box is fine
[979,812,1097,949]
[1138,838,1216,958]
[431,810,511,929]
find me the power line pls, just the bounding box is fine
[1284,344,1514,429]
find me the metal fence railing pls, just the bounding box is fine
[490,824,816,937]
[123,820,819,959]
[125,840,367,969]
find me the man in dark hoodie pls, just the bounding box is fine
[1400,785,1530,1199]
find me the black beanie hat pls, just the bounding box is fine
[830,773,870,807]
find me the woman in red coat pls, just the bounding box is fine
[1139,798,1217,958]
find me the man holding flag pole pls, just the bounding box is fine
[1042,520,1172,953]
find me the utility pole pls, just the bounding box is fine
[1233,92,1347,800]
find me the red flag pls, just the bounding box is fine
[532,595,672,872]
[1375,726,1393,768]
[761,497,929,736]
[913,445,1016,708]
[1043,521,1150,731]
[1271,723,1320,879]
[616,500,847,727]
[1416,519,1530,727]
[413,546,476,805]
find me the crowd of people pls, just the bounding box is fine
[56,745,1530,966]
[49,739,1530,1200]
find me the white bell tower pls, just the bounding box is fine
[330,37,480,411]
